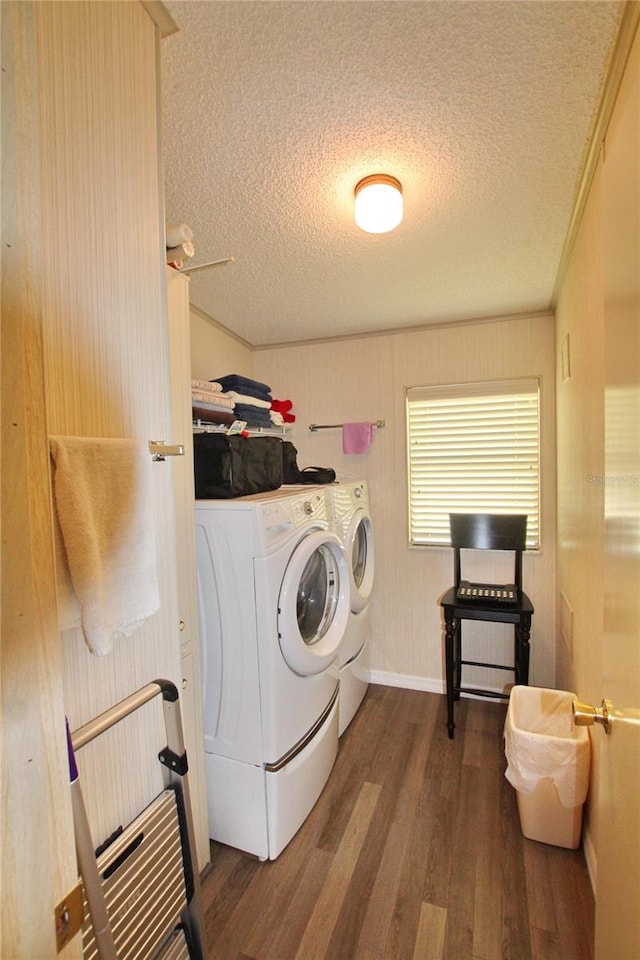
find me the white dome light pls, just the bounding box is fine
[354,174,403,234]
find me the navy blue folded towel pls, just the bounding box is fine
[234,404,273,426]
[233,384,273,402]
[215,374,272,396]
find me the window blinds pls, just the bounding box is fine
[406,379,540,549]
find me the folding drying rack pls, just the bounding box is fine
[68,680,206,960]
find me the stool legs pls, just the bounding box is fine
[444,613,457,739]
[444,610,531,739]
[515,614,532,684]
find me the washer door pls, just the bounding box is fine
[278,530,349,676]
[346,510,375,613]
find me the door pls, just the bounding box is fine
[278,531,349,675]
[596,21,640,959]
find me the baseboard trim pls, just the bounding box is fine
[367,669,508,701]
[367,670,445,694]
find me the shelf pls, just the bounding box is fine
[192,419,291,439]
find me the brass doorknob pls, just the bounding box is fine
[573,698,613,734]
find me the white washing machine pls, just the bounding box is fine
[194,487,350,860]
[328,480,374,735]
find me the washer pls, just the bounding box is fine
[328,480,375,735]
[194,487,350,860]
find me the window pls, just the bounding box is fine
[406,378,540,549]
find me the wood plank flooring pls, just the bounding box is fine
[200,686,594,960]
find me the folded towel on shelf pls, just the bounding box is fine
[229,384,272,402]
[271,398,293,414]
[233,406,274,427]
[270,410,285,426]
[49,436,160,657]
[244,418,275,429]
[193,399,237,414]
[191,379,222,393]
[216,373,271,395]
[271,399,296,423]
[225,391,273,409]
[192,406,236,426]
[192,398,237,422]
[191,390,235,408]
[343,422,375,455]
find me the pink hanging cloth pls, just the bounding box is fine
[342,422,374,455]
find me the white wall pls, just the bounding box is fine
[190,305,253,381]
[252,313,557,692]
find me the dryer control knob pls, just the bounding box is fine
[303,501,313,515]
[355,487,362,498]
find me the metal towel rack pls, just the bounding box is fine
[309,420,385,432]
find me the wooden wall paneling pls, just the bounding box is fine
[35,0,182,848]
[1,3,82,956]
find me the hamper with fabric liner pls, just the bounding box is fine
[504,685,591,849]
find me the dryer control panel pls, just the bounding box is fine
[257,491,329,550]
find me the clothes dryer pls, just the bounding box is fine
[328,480,374,735]
[195,487,350,860]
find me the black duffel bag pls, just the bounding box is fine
[298,466,336,484]
[282,441,336,485]
[193,433,283,498]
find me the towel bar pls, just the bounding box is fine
[309,420,385,432]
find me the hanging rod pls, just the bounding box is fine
[309,419,385,432]
[180,256,235,273]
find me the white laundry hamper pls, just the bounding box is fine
[504,685,591,849]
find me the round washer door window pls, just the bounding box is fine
[347,511,375,613]
[278,530,349,676]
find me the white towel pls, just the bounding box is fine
[224,391,272,408]
[49,437,160,657]
[166,223,193,248]
[166,241,194,263]
[190,379,222,393]
[191,390,235,408]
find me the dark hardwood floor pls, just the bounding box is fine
[200,685,594,960]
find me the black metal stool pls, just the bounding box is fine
[440,513,534,739]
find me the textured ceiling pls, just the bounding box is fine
[161,0,622,347]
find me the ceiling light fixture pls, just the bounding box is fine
[354,174,403,234]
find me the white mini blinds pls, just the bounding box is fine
[406,378,541,549]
